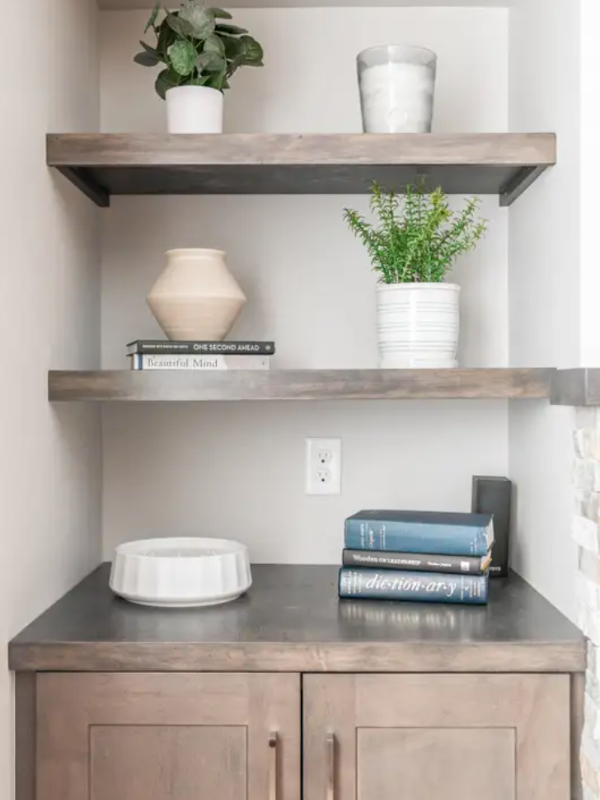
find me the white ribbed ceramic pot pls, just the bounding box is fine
[166,86,224,133]
[109,537,252,608]
[376,283,460,368]
[147,249,246,341]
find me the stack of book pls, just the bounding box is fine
[338,510,494,606]
[126,340,275,371]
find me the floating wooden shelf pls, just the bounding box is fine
[98,0,508,8]
[48,368,554,402]
[47,133,556,207]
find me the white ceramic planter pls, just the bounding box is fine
[166,86,224,134]
[376,283,460,368]
[147,248,247,341]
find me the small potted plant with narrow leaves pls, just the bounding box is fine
[135,1,264,133]
[344,183,487,368]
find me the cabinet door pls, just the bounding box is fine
[304,674,570,800]
[37,672,300,800]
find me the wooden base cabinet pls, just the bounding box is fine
[36,673,301,800]
[31,671,575,800]
[303,674,571,800]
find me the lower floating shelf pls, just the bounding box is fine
[48,368,554,402]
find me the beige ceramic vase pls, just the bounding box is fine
[147,249,247,341]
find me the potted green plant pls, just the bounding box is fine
[134,1,264,133]
[344,183,487,368]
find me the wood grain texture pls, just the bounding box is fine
[48,368,554,402]
[37,672,300,800]
[357,728,515,800]
[15,673,36,800]
[9,565,585,673]
[91,725,247,800]
[304,674,570,800]
[571,672,585,800]
[551,369,600,406]
[46,133,556,206]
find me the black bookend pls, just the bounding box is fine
[471,476,512,578]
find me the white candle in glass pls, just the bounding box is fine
[359,61,435,133]
[357,46,437,134]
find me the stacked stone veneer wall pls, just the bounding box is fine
[574,409,600,799]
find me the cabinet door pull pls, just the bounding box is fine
[327,732,335,800]
[269,732,278,800]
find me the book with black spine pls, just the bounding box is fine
[127,340,275,356]
[342,548,492,575]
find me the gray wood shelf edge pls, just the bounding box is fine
[46,133,556,206]
[48,368,554,402]
[9,565,585,673]
[46,368,600,404]
[551,369,600,407]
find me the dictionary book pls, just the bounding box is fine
[338,567,489,605]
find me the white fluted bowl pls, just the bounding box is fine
[109,538,252,608]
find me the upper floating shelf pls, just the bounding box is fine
[47,133,556,208]
[98,0,512,8]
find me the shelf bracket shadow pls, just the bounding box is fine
[499,166,548,207]
[57,167,110,208]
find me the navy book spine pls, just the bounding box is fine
[344,513,492,557]
[338,568,489,605]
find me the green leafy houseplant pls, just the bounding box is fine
[344,182,488,284]
[134,1,264,99]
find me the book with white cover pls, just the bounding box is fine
[130,354,270,370]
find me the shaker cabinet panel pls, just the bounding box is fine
[357,727,515,800]
[303,673,571,800]
[37,672,301,800]
[90,725,247,800]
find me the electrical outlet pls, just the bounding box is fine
[306,438,342,495]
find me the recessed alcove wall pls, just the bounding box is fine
[99,7,512,564]
[96,0,581,621]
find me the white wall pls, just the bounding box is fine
[0,0,102,795]
[100,8,510,561]
[580,0,600,366]
[508,0,580,620]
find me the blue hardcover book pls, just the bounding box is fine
[338,567,489,605]
[344,510,494,557]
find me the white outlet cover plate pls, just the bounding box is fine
[305,438,342,495]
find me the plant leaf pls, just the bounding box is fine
[156,18,177,58]
[166,13,194,37]
[145,2,161,32]
[239,35,263,65]
[204,68,227,90]
[155,68,178,100]
[215,23,248,35]
[179,3,215,39]
[203,33,226,55]
[222,35,243,59]
[140,40,159,54]
[134,50,161,67]
[210,7,233,19]
[196,51,227,72]
[168,40,198,76]
[189,74,212,86]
